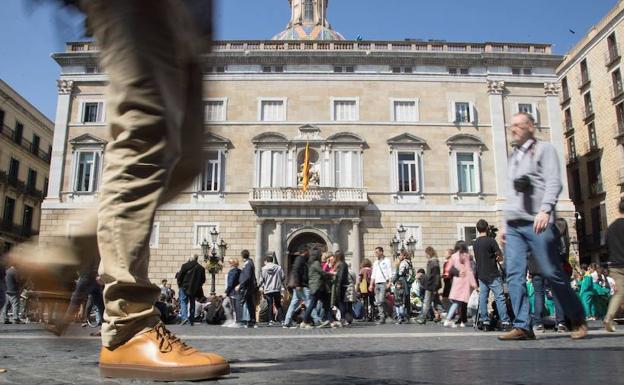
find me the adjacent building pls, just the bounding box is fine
[41,0,572,291]
[558,0,624,263]
[0,79,54,252]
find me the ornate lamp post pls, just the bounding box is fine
[391,225,417,258]
[201,227,227,296]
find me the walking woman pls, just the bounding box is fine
[357,258,374,321]
[331,250,350,327]
[444,241,477,328]
[441,249,454,311]
[301,249,333,329]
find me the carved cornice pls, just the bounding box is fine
[487,80,505,95]
[57,80,74,95]
[544,82,559,96]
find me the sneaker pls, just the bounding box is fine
[281,323,292,329]
[459,322,466,328]
[570,321,588,340]
[99,322,229,381]
[3,320,11,325]
[498,327,536,341]
[245,324,258,329]
[557,323,568,333]
[443,320,452,328]
[317,320,331,329]
[533,324,545,333]
[415,318,426,325]
[330,321,342,328]
[375,319,386,325]
[299,322,313,329]
[268,321,275,327]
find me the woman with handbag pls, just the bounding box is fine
[357,258,374,321]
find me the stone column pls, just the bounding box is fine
[275,220,284,267]
[544,82,571,200]
[350,219,361,271]
[487,80,509,203]
[46,80,73,202]
[255,219,264,277]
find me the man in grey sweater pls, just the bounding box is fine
[498,112,586,341]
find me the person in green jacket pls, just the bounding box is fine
[592,267,611,320]
[579,265,596,319]
[301,248,333,329]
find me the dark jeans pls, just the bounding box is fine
[187,295,196,324]
[304,291,332,324]
[265,292,283,322]
[361,293,374,320]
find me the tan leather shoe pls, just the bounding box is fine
[570,321,588,339]
[99,323,230,381]
[497,327,536,341]
[604,318,616,333]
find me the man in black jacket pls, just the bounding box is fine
[177,255,205,326]
[236,250,257,328]
[283,247,315,328]
[417,247,441,324]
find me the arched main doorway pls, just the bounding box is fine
[287,232,327,271]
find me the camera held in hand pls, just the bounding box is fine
[487,225,499,239]
[513,175,532,193]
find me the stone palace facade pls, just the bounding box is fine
[40,0,573,291]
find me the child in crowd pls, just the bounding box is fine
[394,281,407,324]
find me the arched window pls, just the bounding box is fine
[304,0,314,23]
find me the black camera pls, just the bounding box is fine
[513,175,532,193]
[487,225,499,239]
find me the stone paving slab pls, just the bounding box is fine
[0,322,623,385]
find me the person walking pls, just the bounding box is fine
[417,247,441,324]
[473,219,511,331]
[178,255,206,326]
[259,255,285,326]
[441,249,454,311]
[2,265,22,324]
[301,248,333,329]
[444,241,477,328]
[393,250,414,321]
[283,248,314,328]
[223,258,241,326]
[499,112,587,341]
[331,250,350,327]
[605,199,624,332]
[237,250,257,328]
[357,258,374,321]
[370,247,392,325]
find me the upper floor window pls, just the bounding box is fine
[561,77,570,100]
[204,99,227,122]
[31,134,40,155]
[8,158,19,180]
[608,33,619,62]
[583,91,594,118]
[392,66,413,74]
[0,109,4,131]
[387,133,427,195]
[392,99,419,122]
[14,122,23,144]
[568,136,577,162]
[334,150,361,188]
[81,101,104,123]
[27,168,37,190]
[580,59,590,84]
[332,98,359,121]
[262,65,284,73]
[452,102,475,124]
[69,134,107,194]
[613,68,623,97]
[22,205,33,236]
[397,152,420,193]
[446,134,484,195]
[334,66,355,73]
[512,68,532,75]
[448,67,469,75]
[588,122,598,150]
[2,197,15,227]
[85,64,99,74]
[257,149,286,187]
[564,108,573,130]
[456,153,478,193]
[199,150,223,192]
[517,103,538,124]
[259,99,286,122]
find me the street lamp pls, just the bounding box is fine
[391,225,416,259]
[202,227,226,296]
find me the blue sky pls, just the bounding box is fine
[0,0,619,121]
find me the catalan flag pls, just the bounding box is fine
[301,142,310,193]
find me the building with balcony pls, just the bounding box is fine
[0,79,53,252]
[41,0,572,290]
[558,0,624,263]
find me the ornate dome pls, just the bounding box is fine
[273,0,344,41]
[272,25,345,41]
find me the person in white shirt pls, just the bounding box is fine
[369,247,392,324]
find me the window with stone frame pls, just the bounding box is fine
[446,134,483,195]
[258,149,286,187]
[583,91,594,118]
[2,196,15,227]
[334,150,361,188]
[457,224,478,246]
[199,150,223,192]
[259,99,286,121]
[588,122,598,150]
[517,103,538,123]
[397,152,420,193]
[456,153,478,193]
[580,59,590,84]
[453,102,474,123]
[564,108,573,131]
[561,77,570,100]
[332,99,359,121]
[69,134,107,194]
[81,101,104,123]
[393,100,418,122]
[205,99,227,122]
[568,136,577,162]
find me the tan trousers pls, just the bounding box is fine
[606,267,624,322]
[76,0,207,348]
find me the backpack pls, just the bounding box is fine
[359,272,369,294]
[406,261,416,285]
[203,298,225,325]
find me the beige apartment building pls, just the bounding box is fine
[41,0,572,291]
[558,0,624,263]
[0,79,53,252]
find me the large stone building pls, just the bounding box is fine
[42,0,572,290]
[0,79,54,252]
[558,0,624,263]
